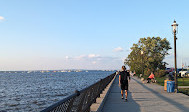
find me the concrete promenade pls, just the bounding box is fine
[101,75,189,112]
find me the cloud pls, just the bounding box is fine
[65,56,69,59]
[67,54,101,60]
[1,54,124,70]
[113,47,124,52]
[126,48,132,52]
[0,16,5,20]
[88,54,100,58]
[75,55,87,60]
[64,54,121,63]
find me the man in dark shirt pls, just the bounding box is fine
[119,66,130,101]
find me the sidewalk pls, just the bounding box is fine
[178,86,189,88]
[102,75,189,112]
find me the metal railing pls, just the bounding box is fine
[41,73,116,112]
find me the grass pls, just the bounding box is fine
[136,74,189,95]
[178,78,189,86]
[155,77,165,86]
[179,88,189,96]
[136,74,189,86]
[155,77,189,86]
[155,77,189,95]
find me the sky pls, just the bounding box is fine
[0,0,189,71]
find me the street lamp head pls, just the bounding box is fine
[171,20,178,33]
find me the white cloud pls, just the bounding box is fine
[0,54,124,70]
[88,54,100,58]
[63,54,122,68]
[68,54,101,60]
[0,16,5,20]
[65,56,69,59]
[126,48,132,52]
[113,47,124,52]
[75,55,86,60]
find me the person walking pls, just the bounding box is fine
[119,66,130,101]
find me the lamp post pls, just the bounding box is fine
[141,50,144,76]
[171,20,178,92]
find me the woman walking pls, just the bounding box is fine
[119,66,130,101]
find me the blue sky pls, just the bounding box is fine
[0,0,189,70]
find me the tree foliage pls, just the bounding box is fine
[125,37,171,76]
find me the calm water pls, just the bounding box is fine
[0,70,115,112]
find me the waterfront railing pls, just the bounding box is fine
[41,73,116,112]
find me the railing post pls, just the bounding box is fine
[98,79,103,97]
[76,91,87,112]
[87,87,93,105]
[92,84,98,103]
[84,107,90,112]
[75,90,80,96]
[65,90,80,112]
[66,97,75,112]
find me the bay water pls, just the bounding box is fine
[0,70,115,112]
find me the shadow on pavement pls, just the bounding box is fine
[133,78,189,112]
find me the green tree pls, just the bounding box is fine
[125,37,171,76]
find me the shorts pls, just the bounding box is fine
[121,80,128,90]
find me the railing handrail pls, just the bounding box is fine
[41,78,103,112]
[41,93,77,112]
[41,73,116,112]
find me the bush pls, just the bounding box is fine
[144,68,151,77]
[155,70,166,77]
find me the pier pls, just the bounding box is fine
[97,75,189,112]
[42,73,189,112]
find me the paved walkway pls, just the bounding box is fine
[178,86,189,88]
[102,75,189,112]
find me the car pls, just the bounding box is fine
[165,68,174,74]
[179,69,189,77]
[177,68,183,73]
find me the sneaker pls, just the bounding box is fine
[125,98,127,101]
[121,96,124,99]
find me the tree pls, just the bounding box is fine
[125,37,171,76]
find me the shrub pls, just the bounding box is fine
[144,68,151,77]
[155,70,166,77]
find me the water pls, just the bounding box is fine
[0,70,115,112]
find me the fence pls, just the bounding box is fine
[41,73,116,112]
